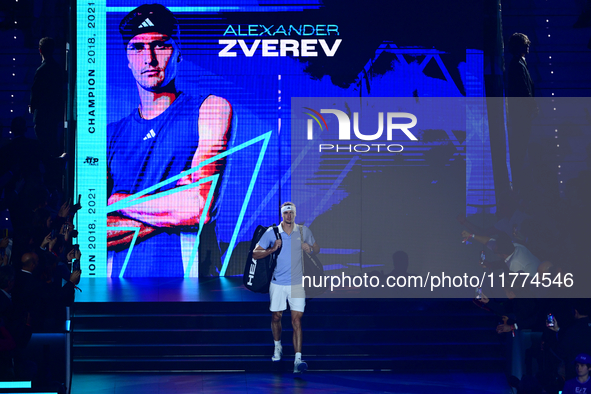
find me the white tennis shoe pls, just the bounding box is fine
[294,360,308,373]
[271,345,282,362]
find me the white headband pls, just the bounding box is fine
[281,205,296,215]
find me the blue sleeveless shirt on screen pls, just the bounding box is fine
[107,93,206,277]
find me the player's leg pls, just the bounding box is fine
[269,283,286,361]
[288,288,307,372]
[271,311,283,341]
[291,310,303,354]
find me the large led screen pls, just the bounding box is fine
[75,0,487,282]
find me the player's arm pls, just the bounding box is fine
[301,241,319,255]
[253,242,283,260]
[252,231,281,260]
[301,228,319,255]
[311,242,320,255]
[108,95,232,227]
[461,230,491,246]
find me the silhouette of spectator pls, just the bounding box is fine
[29,37,64,157]
[389,251,410,277]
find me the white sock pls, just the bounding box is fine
[295,352,302,362]
[274,340,282,347]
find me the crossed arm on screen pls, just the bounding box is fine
[107,95,232,248]
[107,214,156,248]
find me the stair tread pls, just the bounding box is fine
[72,299,502,371]
[72,311,486,316]
[72,341,498,347]
[73,326,494,332]
[74,355,504,362]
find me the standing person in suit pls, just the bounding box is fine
[29,37,65,193]
[29,37,64,157]
[506,32,536,193]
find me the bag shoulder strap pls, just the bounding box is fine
[299,224,306,274]
[270,225,280,273]
[299,224,307,239]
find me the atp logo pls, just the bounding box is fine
[84,156,99,166]
[303,107,418,153]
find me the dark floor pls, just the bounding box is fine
[71,372,509,394]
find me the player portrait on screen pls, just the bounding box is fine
[106,3,232,277]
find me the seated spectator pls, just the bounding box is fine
[563,353,591,394]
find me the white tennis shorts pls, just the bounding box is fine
[269,282,306,312]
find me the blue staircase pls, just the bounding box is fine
[71,299,504,373]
